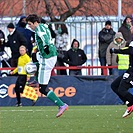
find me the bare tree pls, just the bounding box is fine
[0,0,133,21]
[43,0,86,21]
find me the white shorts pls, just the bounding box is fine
[37,53,57,84]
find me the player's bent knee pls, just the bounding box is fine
[118,89,127,97]
[39,84,49,95]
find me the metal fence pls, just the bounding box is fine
[0,20,120,75]
[51,21,119,75]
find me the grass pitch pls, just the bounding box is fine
[0,105,133,133]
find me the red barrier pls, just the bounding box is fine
[0,68,15,70]
[54,66,118,75]
[0,66,118,76]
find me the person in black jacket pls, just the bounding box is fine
[0,29,5,54]
[0,29,6,75]
[98,20,116,75]
[110,41,133,118]
[63,39,87,75]
[16,16,35,56]
[5,23,27,67]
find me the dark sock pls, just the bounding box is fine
[16,91,21,104]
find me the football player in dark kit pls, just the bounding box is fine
[110,41,133,118]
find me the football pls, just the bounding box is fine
[25,62,37,75]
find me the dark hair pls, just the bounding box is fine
[26,14,41,23]
[122,15,132,25]
[61,24,68,35]
[56,24,68,35]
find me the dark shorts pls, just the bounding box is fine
[123,67,133,85]
[14,75,27,93]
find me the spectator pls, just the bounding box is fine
[5,23,27,67]
[0,29,5,75]
[0,29,5,55]
[0,29,5,46]
[106,32,126,76]
[63,39,87,75]
[98,20,116,75]
[16,15,35,56]
[118,15,133,43]
[55,24,69,75]
[55,24,68,50]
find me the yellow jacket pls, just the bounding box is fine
[13,53,31,76]
[117,47,129,70]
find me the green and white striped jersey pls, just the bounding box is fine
[35,23,57,58]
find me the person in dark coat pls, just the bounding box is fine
[0,29,6,75]
[0,29,5,54]
[63,39,87,75]
[5,23,27,67]
[98,20,116,75]
[118,15,133,42]
[16,16,35,56]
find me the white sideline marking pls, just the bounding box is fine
[0,107,124,112]
[1,109,44,112]
[0,109,56,112]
